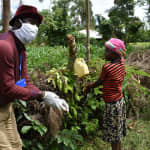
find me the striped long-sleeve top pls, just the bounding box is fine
[100,62,126,102]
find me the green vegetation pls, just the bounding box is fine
[129,42,150,50]
[33,0,150,46]
[80,120,150,150]
[123,120,150,150]
[26,44,105,71]
[26,46,68,71]
[14,41,149,150]
[10,0,150,149]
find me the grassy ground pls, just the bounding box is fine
[128,42,150,51]
[80,119,150,150]
[123,119,150,150]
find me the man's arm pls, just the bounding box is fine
[0,41,36,102]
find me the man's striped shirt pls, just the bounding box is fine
[100,62,126,102]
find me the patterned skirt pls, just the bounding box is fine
[102,98,126,143]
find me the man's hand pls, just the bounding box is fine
[43,91,69,112]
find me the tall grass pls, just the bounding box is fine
[26,45,68,71]
[26,44,105,71]
[127,42,150,55]
[27,42,150,71]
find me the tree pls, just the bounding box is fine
[37,0,73,46]
[126,17,144,42]
[2,0,10,32]
[108,0,135,41]
[67,35,77,72]
[86,0,90,63]
[19,0,23,5]
[70,0,95,29]
[145,0,150,23]
[96,15,113,41]
[51,0,72,45]
[136,0,150,24]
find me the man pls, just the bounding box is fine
[0,5,69,150]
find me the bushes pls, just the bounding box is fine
[16,43,150,149]
[34,8,74,46]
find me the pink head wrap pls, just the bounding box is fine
[105,38,126,62]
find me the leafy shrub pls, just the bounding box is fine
[15,44,150,150]
[35,8,75,46]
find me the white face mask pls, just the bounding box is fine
[12,22,38,44]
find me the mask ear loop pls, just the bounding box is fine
[10,19,23,30]
[16,19,23,30]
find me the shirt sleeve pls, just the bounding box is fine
[0,41,41,102]
[22,51,42,98]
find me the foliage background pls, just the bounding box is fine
[13,41,150,150]
[16,0,150,149]
[1,0,150,149]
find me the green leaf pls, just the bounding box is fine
[56,135,63,144]
[21,126,32,134]
[47,76,52,83]
[37,143,44,150]
[75,93,80,101]
[33,126,45,136]
[63,137,70,146]
[74,134,83,143]
[19,100,27,107]
[134,69,150,77]
[71,106,78,119]
[23,113,32,121]
[57,78,63,91]
[67,85,73,93]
